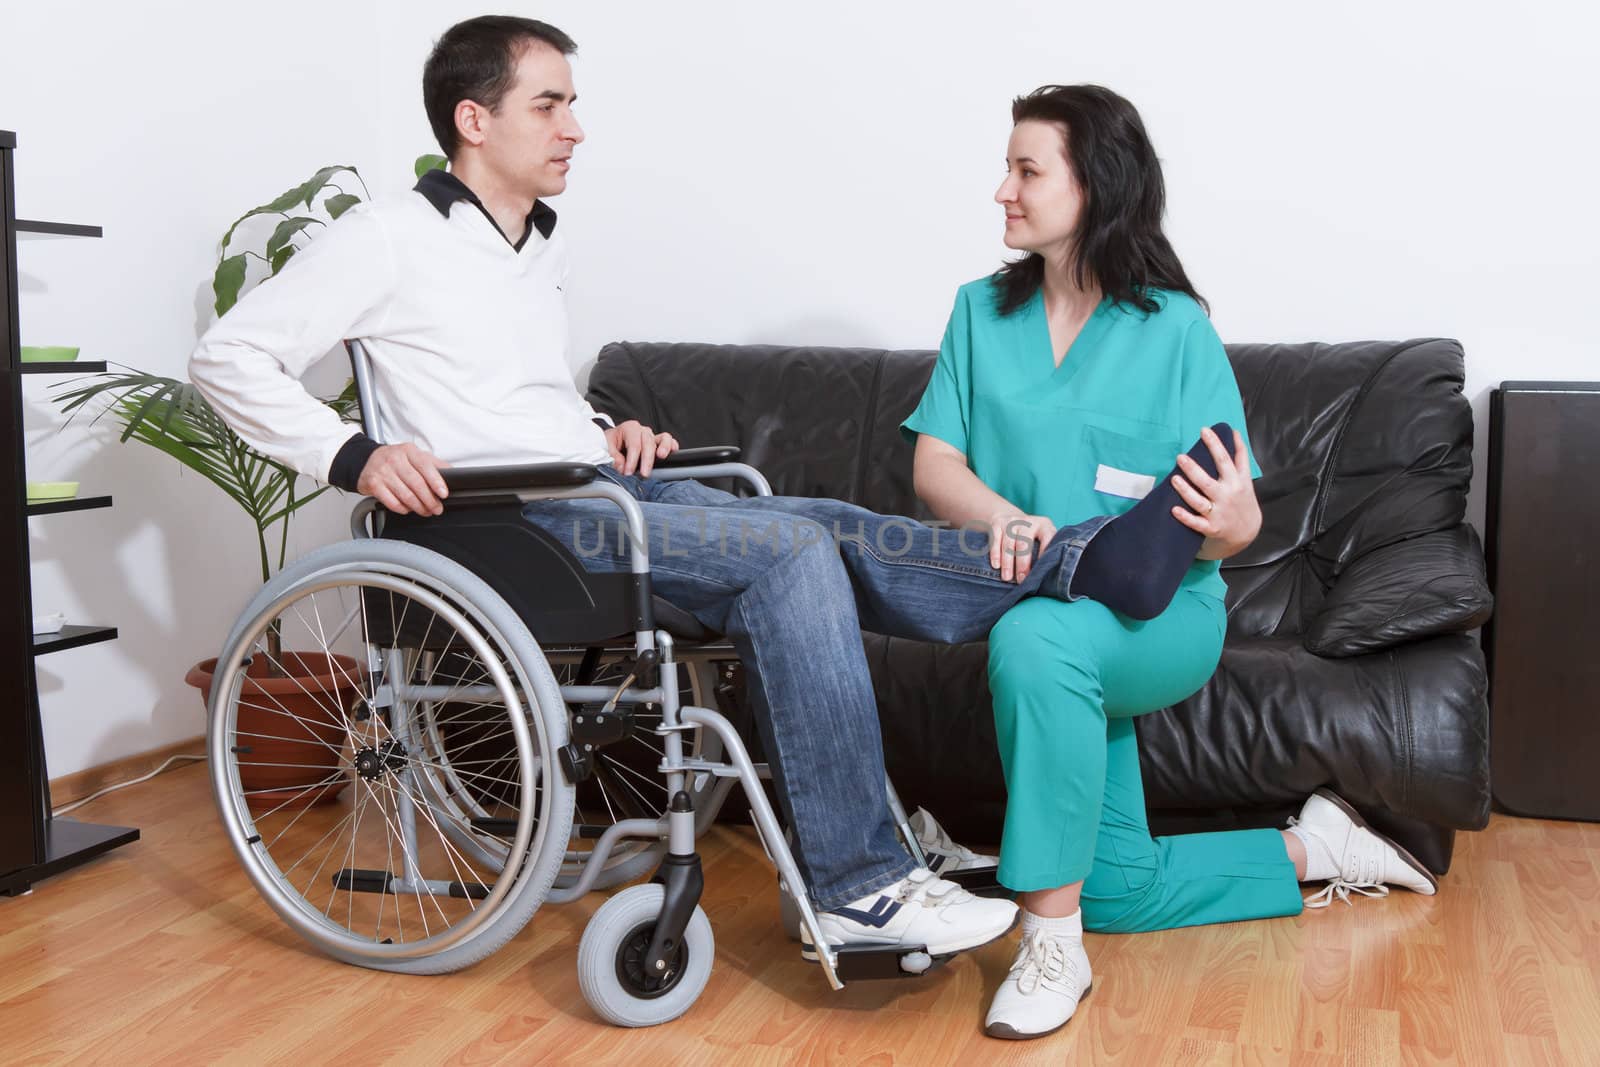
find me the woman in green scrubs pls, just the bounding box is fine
[903,84,1439,1042]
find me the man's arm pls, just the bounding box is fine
[189,204,400,486]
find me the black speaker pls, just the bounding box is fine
[1485,381,1600,820]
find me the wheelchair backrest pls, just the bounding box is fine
[345,339,383,442]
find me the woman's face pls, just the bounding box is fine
[994,119,1084,257]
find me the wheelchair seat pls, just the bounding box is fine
[376,502,720,647]
[648,595,716,643]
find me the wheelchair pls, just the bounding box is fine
[204,341,964,1027]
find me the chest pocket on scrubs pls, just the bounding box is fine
[1082,424,1180,507]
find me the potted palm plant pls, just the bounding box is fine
[57,156,446,808]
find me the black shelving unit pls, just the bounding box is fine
[22,361,107,375]
[1,128,137,896]
[27,494,112,517]
[34,625,120,656]
[17,221,103,239]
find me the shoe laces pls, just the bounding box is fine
[1008,928,1079,995]
[1304,879,1390,909]
[1290,814,1390,909]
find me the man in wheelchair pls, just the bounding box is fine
[189,15,1227,1015]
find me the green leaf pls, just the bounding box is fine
[324,192,361,220]
[218,165,357,253]
[414,154,447,178]
[269,244,296,275]
[292,164,358,210]
[263,483,336,526]
[325,377,362,422]
[213,253,249,317]
[265,217,317,259]
[52,364,359,581]
[220,188,303,255]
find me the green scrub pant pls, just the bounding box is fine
[987,591,1304,933]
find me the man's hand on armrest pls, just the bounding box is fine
[358,442,452,515]
[603,419,679,477]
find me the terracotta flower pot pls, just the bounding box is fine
[187,651,361,809]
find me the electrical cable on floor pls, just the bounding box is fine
[52,754,208,816]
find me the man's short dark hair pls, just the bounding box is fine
[423,16,578,158]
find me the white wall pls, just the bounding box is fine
[3,0,380,777]
[6,0,1597,776]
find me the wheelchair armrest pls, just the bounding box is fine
[442,462,599,493]
[648,446,772,497]
[654,446,741,468]
[350,461,606,539]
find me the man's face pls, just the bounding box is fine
[474,42,585,199]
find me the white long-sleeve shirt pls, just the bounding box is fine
[188,172,613,486]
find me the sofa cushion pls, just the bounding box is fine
[1304,524,1493,657]
[586,341,903,505]
[1220,338,1475,637]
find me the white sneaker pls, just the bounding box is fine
[801,867,1018,959]
[984,912,1093,1040]
[1288,789,1439,908]
[908,807,999,874]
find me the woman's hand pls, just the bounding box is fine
[987,511,1057,583]
[1170,426,1261,560]
[605,420,679,476]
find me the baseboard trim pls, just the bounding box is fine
[50,736,207,808]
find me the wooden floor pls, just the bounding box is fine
[2,763,1598,1066]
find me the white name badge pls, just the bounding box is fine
[1095,464,1157,500]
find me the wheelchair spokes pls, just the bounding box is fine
[546,651,730,889]
[211,559,562,962]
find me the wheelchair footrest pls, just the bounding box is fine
[830,943,944,982]
[942,867,1013,899]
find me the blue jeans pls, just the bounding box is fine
[521,468,1109,910]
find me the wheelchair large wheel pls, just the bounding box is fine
[208,540,575,973]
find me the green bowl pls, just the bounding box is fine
[20,346,80,364]
[26,481,79,502]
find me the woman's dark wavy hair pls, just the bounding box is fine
[991,84,1206,317]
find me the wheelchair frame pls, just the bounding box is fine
[208,339,947,1026]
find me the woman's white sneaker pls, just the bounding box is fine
[801,867,1018,959]
[1287,788,1439,908]
[984,910,1092,1040]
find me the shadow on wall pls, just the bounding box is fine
[1466,384,1493,536]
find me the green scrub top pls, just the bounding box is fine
[902,278,1261,604]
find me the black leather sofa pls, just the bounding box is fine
[587,336,1493,876]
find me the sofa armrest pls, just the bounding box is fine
[1304,524,1493,657]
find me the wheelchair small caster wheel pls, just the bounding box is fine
[899,950,933,975]
[578,883,714,1027]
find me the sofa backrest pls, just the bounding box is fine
[586,337,1473,636]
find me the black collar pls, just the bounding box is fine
[414,168,557,251]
